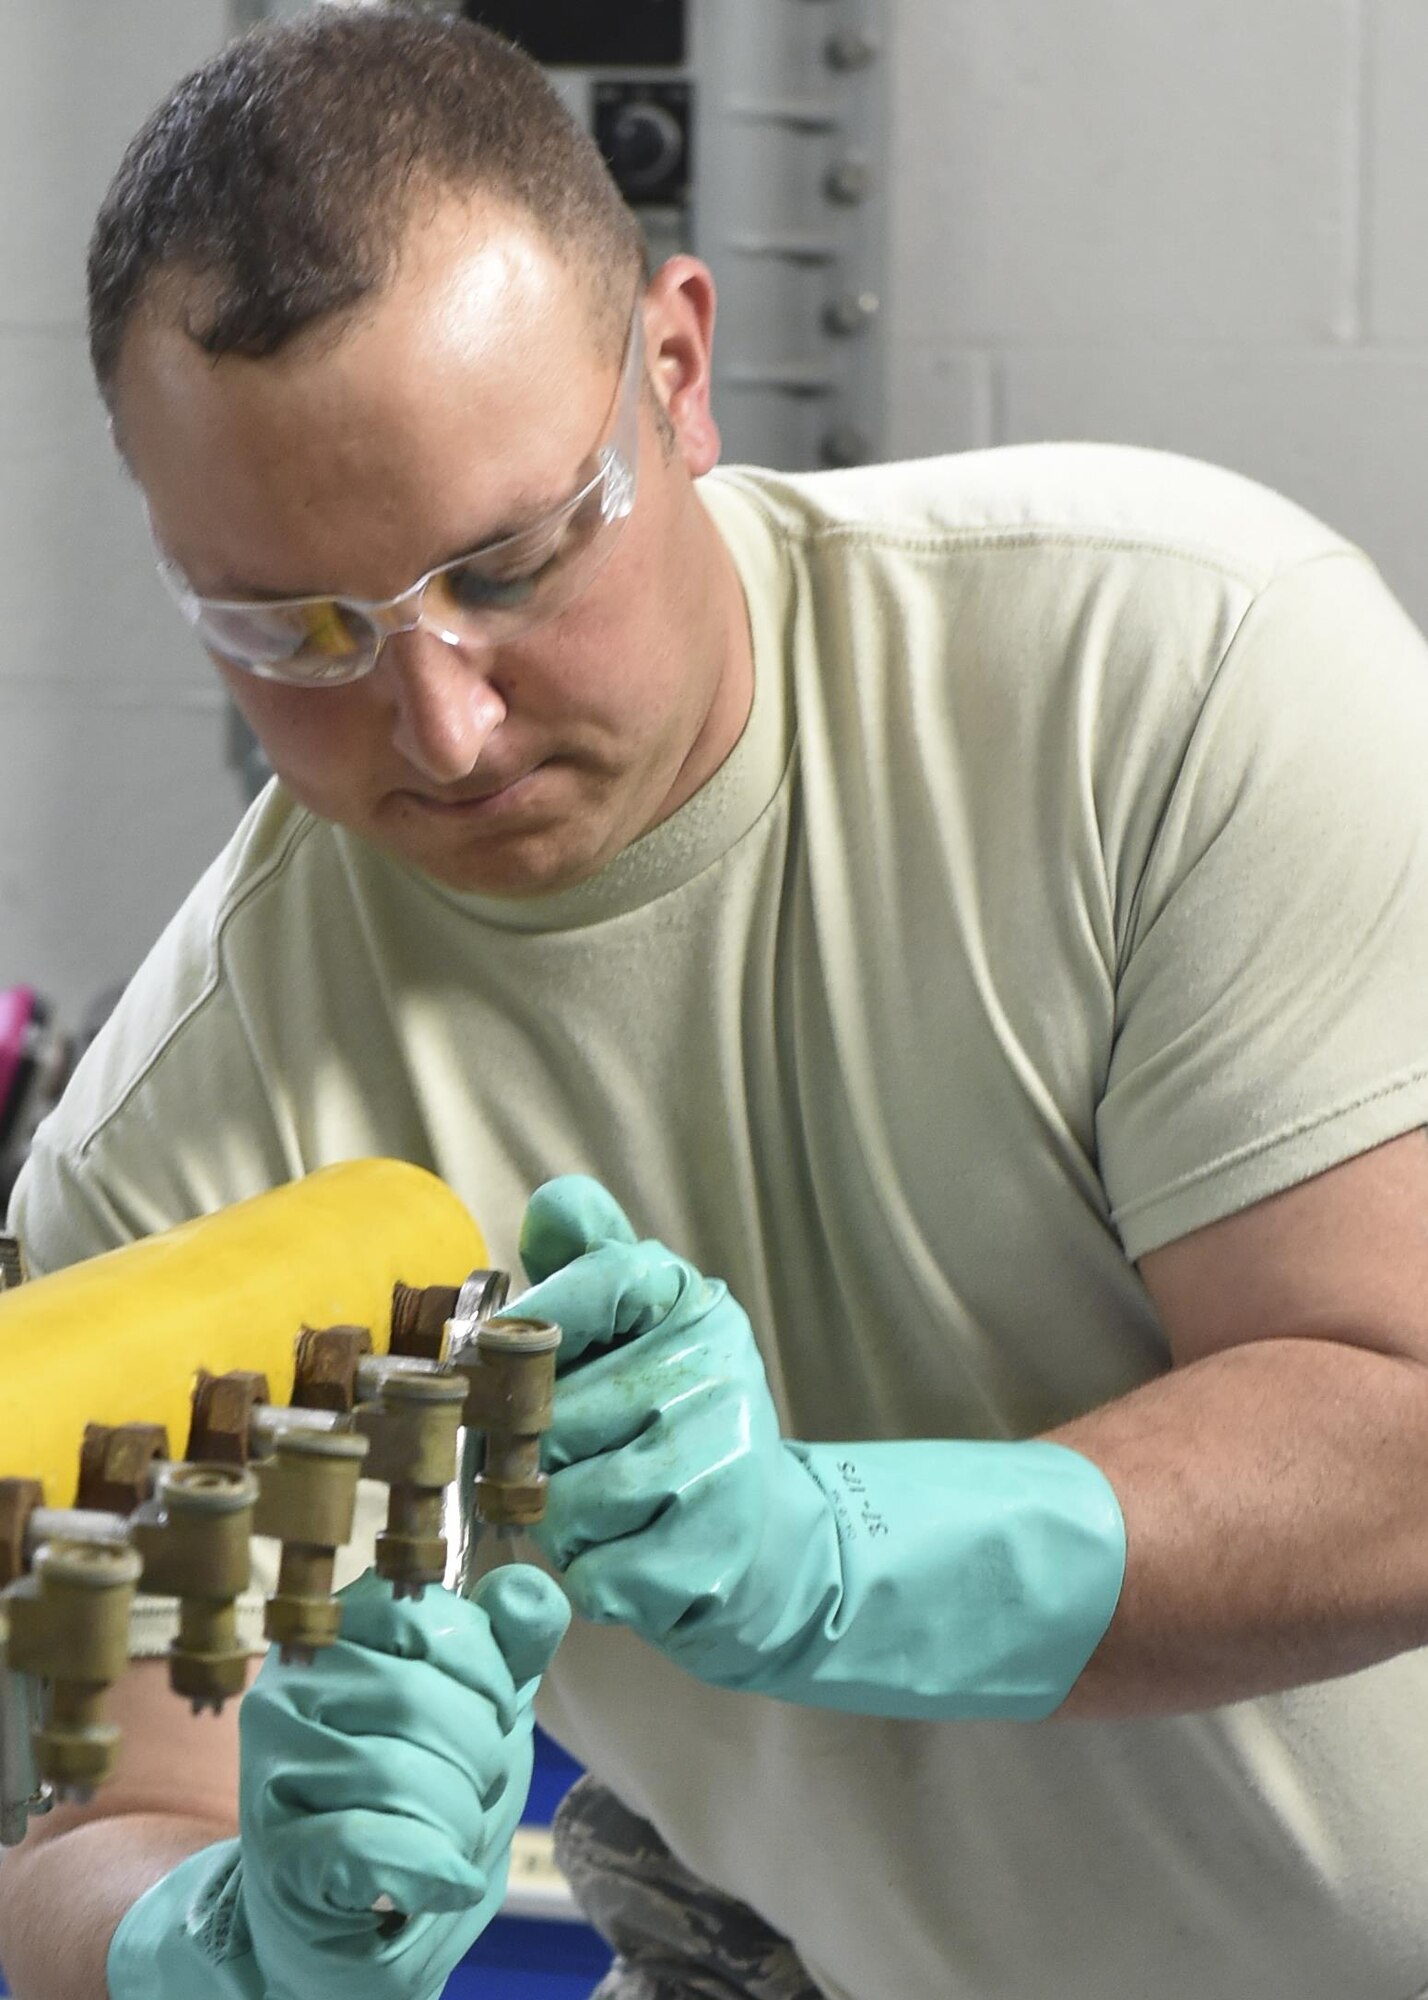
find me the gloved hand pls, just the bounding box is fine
[512,1176,1125,1720]
[107,1563,570,2000]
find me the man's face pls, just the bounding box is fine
[113,202,744,896]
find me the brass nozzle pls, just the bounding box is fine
[355,1369,467,1599]
[130,1462,258,1714]
[253,1430,368,1664]
[454,1317,560,1530]
[3,1536,143,1800]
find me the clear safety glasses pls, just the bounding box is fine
[154,293,646,685]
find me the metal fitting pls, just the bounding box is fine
[825,29,879,71]
[252,1429,368,1664]
[450,1317,560,1530]
[356,1353,442,1399]
[390,1281,461,1360]
[0,1634,43,1847]
[821,424,873,469]
[186,1370,272,1466]
[823,155,872,206]
[0,1480,43,1590]
[3,1536,143,1800]
[390,1265,516,1364]
[291,1324,372,1413]
[75,1422,169,1516]
[129,1462,258,1713]
[435,1269,512,1357]
[354,1369,467,1599]
[823,289,881,337]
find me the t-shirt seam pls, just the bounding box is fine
[72,807,324,1163]
[1112,547,1374,985]
[1113,1061,1428,1224]
[799,523,1299,590]
[707,468,1354,592]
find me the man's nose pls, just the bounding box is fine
[379,626,507,783]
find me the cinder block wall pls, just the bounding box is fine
[3,1,1426,1016]
[885,0,1428,634]
[0,3,239,1018]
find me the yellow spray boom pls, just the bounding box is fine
[0,1160,558,1842]
[0,1158,486,1507]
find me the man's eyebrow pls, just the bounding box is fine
[202,483,575,601]
[431,485,572,566]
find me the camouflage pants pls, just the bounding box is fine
[552,1773,826,2000]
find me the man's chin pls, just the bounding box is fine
[380,817,616,900]
[338,770,572,895]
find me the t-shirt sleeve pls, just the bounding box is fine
[8,1127,148,1277]
[1099,550,1428,1261]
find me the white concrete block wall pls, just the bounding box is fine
[884,0,1428,634]
[1367,0,1428,340]
[0,1,239,1020]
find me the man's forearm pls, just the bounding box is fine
[1050,1335,1428,1715]
[0,1812,229,2000]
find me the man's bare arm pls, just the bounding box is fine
[0,1656,243,2000]
[1053,1128,1428,1715]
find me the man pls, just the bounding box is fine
[4,7,1428,1998]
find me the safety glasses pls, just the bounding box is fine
[153,291,646,685]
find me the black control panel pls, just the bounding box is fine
[593,80,692,207]
[462,1,686,68]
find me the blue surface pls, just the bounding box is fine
[455,1725,612,1993]
[448,1914,612,1996]
[526,1724,585,1825]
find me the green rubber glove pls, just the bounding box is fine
[107,1564,570,2000]
[513,1177,1125,1720]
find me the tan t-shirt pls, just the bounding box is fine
[13,444,1428,1999]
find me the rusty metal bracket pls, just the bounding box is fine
[390,1282,459,1359]
[291,1324,372,1413]
[75,1424,169,1515]
[186,1370,272,1466]
[0,1480,43,1590]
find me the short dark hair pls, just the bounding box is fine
[87,5,645,405]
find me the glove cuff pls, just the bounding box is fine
[790,1437,1126,1719]
[107,1838,265,2000]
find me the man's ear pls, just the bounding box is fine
[642,255,721,476]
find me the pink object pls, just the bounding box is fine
[0,986,36,1119]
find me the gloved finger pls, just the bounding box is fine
[255,1627,528,1765]
[533,1454,668,1575]
[518,1175,639,1285]
[540,1319,725,1471]
[264,1808,489,1919]
[535,1387,763,1574]
[561,1489,760,1641]
[248,1691,516,1834]
[469,1564,570,1689]
[510,1240,709,1369]
[333,1571,527,1715]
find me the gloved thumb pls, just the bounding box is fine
[519,1175,638,1285]
[471,1563,571,1688]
